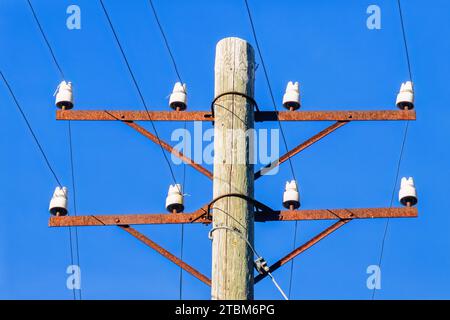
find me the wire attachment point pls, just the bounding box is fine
[254,257,270,275]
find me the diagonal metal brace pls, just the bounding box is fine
[119,225,211,286]
[255,121,348,179]
[255,219,351,283]
[124,121,213,180]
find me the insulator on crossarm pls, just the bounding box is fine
[49,186,68,216]
[54,81,74,110]
[282,81,300,111]
[396,81,414,110]
[399,177,418,207]
[282,180,300,210]
[165,184,184,213]
[169,82,187,111]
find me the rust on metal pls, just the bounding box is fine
[56,110,213,121]
[255,110,416,121]
[124,121,213,179]
[56,110,416,122]
[257,207,417,221]
[255,219,351,283]
[255,121,348,179]
[119,225,211,286]
[49,207,417,227]
[48,213,208,227]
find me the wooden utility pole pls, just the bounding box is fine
[49,38,418,301]
[211,37,255,300]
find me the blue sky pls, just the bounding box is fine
[0,0,449,299]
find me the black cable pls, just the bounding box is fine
[373,0,413,299]
[179,222,185,300]
[243,0,300,297]
[147,0,183,84]
[67,226,76,300]
[1,71,62,186]
[288,220,298,299]
[243,0,297,183]
[99,0,180,188]
[68,120,82,300]
[1,70,79,300]
[211,91,259,116]
[25,0,82,300]
[397,0,413,81]
[206,193,275,219]
[26,0,65,80]
[372,120,409,300]
[145,0,188,299]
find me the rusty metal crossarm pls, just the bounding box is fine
[56,109,416,122]
[255,110,416,121]
[256,207,417,221]
[49,207,417,227]
[119,225,211,286]
[255,121,348,179]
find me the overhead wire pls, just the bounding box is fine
[25,0,81,300]
[68,120,82,300]
[397,0,413,82]
[146,0,188,300]
[243,0,300,298]
[98,0,180,188]
[372,0,413,300]
[0,71,62,187]
[147,0,184,84]
[0,71,77,300]
[26,0,65,80]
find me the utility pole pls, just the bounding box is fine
[48,38,418,301]
[211,37,255,300]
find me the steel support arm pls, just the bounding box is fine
[120,225,211,286]
[49,207,417,227]
[255,121,348,179]
[124,121,213,179]
[255,219,351,283]
[56,110,416,122]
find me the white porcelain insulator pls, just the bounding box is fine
[282,81,300,110]
[165,184,184,213]
[49,186,68,216]
[169,82,187,111]
[282,180,300,209]
[55,81,74,109]
[399,177,418,206]
[396,81,414,110]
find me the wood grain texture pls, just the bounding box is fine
[211,37,255,300]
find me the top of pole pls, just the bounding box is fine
[214,37,255,99]
[216,36,254,48]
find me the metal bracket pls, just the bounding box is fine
[119,225,211,286]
